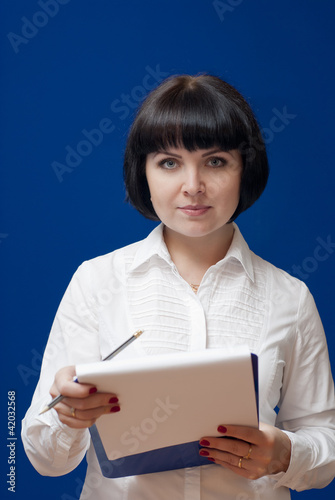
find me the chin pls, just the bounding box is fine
[177,225,225,239]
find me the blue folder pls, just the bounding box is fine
[89,353,258,478]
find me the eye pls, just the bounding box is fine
[207,157,227,168]
[158,158,178,169]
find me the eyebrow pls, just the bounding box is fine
[201,149,224,157]
[152,148,226,159]
[152,150,182,159]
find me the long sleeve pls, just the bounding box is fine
[271,285,335,491]
[20,225,335,498]
[21,262,101,476]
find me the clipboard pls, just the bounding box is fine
[76,346,259,478]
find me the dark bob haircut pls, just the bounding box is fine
[124,74,269,222]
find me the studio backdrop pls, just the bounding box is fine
[1,1,334,499]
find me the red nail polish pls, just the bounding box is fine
[199,449,209,456]
[218,425,227,433]
[207,457,215,462]
[199,439,210,446]
[89,387,97,394]
[109,397,119,404]
[110,405,120,413]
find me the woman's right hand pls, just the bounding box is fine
[49,365,120,429]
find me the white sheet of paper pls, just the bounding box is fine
[76,346,258,460]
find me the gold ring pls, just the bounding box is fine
[244,445,252,460]
[238,457,243,469]
[70,407,76,418]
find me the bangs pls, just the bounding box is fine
[135,82,250,154]
[124,74,269,222]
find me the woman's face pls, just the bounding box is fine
[145,146,242,241]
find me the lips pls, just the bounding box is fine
[178,205,211,216]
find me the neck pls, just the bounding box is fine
[163,225,235,285]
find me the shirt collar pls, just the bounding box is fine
[129,222,255,282]
[128,224,172,272]
[223,223,255,282]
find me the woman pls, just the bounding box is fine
[22,74,335,499]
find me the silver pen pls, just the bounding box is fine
[39,329,144,415]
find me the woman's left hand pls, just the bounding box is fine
[199,422,291,480]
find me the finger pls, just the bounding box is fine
[62,393,119,411]
[201,449,251,469]
[50,380,98,400]
[199,436,257,460]
[64,403,121,420]
[51,366,100,399]
[214,423,288,466]
[213,456,263,480]
[55,402,121,428]
[56,409,97,429]
[199,449,264,480]
[216,424,261,445]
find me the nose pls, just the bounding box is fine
[182,166,205,196]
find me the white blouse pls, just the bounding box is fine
[21,223,335,499]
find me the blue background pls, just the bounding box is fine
[1,1,334,499]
